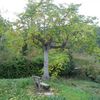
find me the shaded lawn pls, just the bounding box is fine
[0,78,100,100]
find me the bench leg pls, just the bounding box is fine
[36,83,41,91]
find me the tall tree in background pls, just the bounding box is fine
[0,14,24,63]
[17,0,97,79]
[0,15,11,62]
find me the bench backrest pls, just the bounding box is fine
[32,76,42,84]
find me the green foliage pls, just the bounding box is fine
[72,54,100,80]
[95,26,100,47]
[0,15,10,34]
[0,56,43,78]
[0,51,75,78]
[49,52,69,78]
[47,50,75,78]
[85,64,99,79]
[18,0,97,54]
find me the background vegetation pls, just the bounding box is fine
[0,0,100,99]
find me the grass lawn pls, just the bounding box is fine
[0,78,100,100]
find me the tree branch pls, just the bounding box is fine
[32,34,45,45]
[50,40,67,49]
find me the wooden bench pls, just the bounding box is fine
[32,76,50,91]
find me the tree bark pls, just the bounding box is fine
[42,46,49,80]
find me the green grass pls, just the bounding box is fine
[0,78,100,100]
[48,78,100,100]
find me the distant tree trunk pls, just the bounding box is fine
[42,46,49,80]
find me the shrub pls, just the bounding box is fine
[0,56,43,78]
[72,58,100,80]
[49,51,75,78]
[0,51,75,79]
[85,65,96,79]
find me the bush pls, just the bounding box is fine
[49,51,75,78]
[0,51,75,79]
[85,65,97,80]
[72,58,100,80]
[0,56,43,78]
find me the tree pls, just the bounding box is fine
[0,14,12,62]
[17,0,97,79]
[0,14,24,63]
[96,26,100,47]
